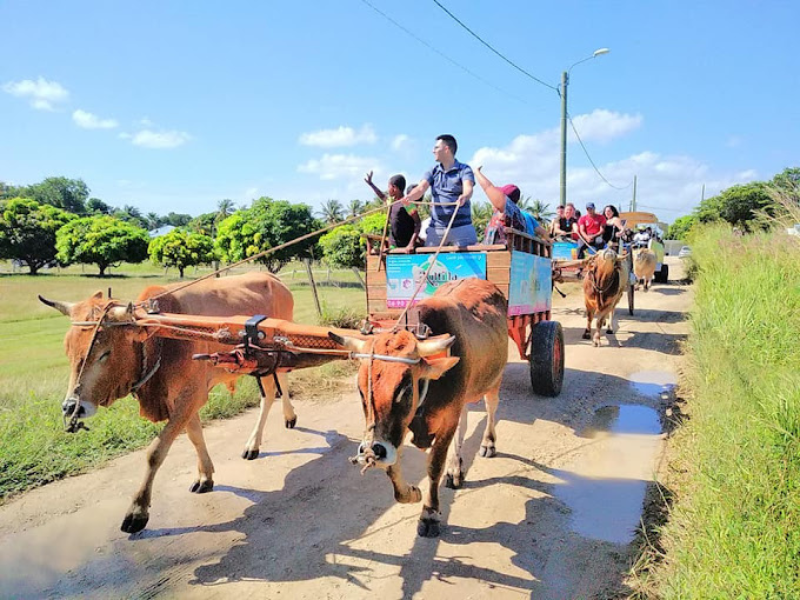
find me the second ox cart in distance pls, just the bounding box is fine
[363,227,564,397]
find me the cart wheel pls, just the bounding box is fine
[529,321,564,397]
[658,264,670,283]
[628,282,635,315]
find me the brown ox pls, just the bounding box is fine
[633,247,657,291]
[582,248,630,346]
[39,272,294,534]
[331,278,508,537]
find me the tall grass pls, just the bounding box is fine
[652,223,800,597]
[0,265,364,501]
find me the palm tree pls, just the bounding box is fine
[525,198,555,223]
[319,199,344,224]
[348,199,363,218]
[146,212,161,230]
[217,198,235,220]
[471,200,494,241]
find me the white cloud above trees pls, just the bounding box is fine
[299,124,377,147]
[72,109,118,129]
[297,153,380,180]
[2,77,69,111]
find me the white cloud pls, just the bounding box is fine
[123,129,192,149]
[469,111,755,220]
[2,77,69,111]
[569,109,643,143]
[299,124,377,147]
[72,109,118,129]
[391,134,411,151]
[297,154,380,181]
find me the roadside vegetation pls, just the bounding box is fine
[643,189,800,597]
[0,263,364,501]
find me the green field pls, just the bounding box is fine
[0,262,364,500]
[645,227,800,598]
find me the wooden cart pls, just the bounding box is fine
[363,228,564,397]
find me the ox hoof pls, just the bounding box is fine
[189,479,214,494]
[606,328,614,335]
[285,417,297,429]
[417,518,441,538]
[479,445,496,458]
[121,513,149,534]
[445,473,463,489]
[582,330,591,340]
[241,448,259,460]
[397,485,422,504]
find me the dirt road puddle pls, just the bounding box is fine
[554,405,663,544]
[629,370,677,400]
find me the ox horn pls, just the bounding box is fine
[108,302,137,321]
[38,295,74,317]
[417,334,456,357]
[328,332,368,354]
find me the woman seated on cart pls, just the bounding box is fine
[474,166,550,245]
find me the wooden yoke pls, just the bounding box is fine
[131,310,365,376]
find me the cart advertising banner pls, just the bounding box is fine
[508,251,552,315]
[385,254,486,308]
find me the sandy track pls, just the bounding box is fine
[0,258,691,600]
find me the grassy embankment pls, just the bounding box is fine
[650,226,800,597]
[0,262,364,500]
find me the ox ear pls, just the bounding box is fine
[38,295,74,317]
[419,356,460,380]
[91,290,103,300]
[416,334,455,357]
[328,332,368,354]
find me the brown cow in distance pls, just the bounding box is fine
[583,248,630,346]
[331,278,508,537]
[633,247,657,291]
[39,272,295,534]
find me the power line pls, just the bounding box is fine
[567,114,633,191]
[358,0,533,106]
[431,0,558,93]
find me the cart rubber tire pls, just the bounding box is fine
[529,321,565,397]
[655,264,669,283]
[628,282,635,315]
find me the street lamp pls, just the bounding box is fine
[559,47,610,207]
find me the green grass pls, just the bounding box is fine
[649,226,800,598]
[0,262,365,501]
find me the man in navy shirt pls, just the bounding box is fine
[401,134,477,247]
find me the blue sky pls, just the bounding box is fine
[2,1,798,223]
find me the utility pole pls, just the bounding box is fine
[559,71,568,207]
[632,175,637,212]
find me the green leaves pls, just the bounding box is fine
[0,198,75,274]
[148,229,215,278]
[56,215,149,276]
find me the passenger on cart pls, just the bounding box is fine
[364,171,421,253]
[474,167,550,245]
[400,134,477,247]
[550,202,579,241]
[576,202,607,258]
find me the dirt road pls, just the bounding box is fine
[0,258,691,600]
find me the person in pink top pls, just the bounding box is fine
[576,202,607,258]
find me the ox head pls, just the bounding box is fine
[329,330,459,469]
[39,292,150,430]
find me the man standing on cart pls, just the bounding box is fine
[400,134,477,247]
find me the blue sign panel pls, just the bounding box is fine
[508,251,552,315]
[385,253,487,308]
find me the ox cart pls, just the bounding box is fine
[551,238,636,316]
[363,228,565,397]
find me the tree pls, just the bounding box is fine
[471,201,493,241]
[667,215,698,241]
[113,206,147,229]
[319,199,344,224]
[215,197,320,273]
[86,197,112,214]
[164,212,192,227]
[149,229,215,278]
[348,199,363,218]
[56,215,150,276]
[26,177,89,214]
[696,182,775,231]
[526,198,554,222]
[217,199,235,220]
[188,212,217,236]
[145,212,163,230]
[0,198,75,274]
[1,181,25,201]
[319,212,387,269]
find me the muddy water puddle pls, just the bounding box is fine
[629,370,677,400]
[554,404,663,544]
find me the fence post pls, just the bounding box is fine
[303,258,322,317]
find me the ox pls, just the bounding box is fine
[331,278,508,537]
[633,247,657,291]
[582,248,630,346]
[39,272,294,533]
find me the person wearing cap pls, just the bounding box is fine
[576,202,607,258]
[474,167,549,245]
[400,134,477,247]
[364,171,421,253]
